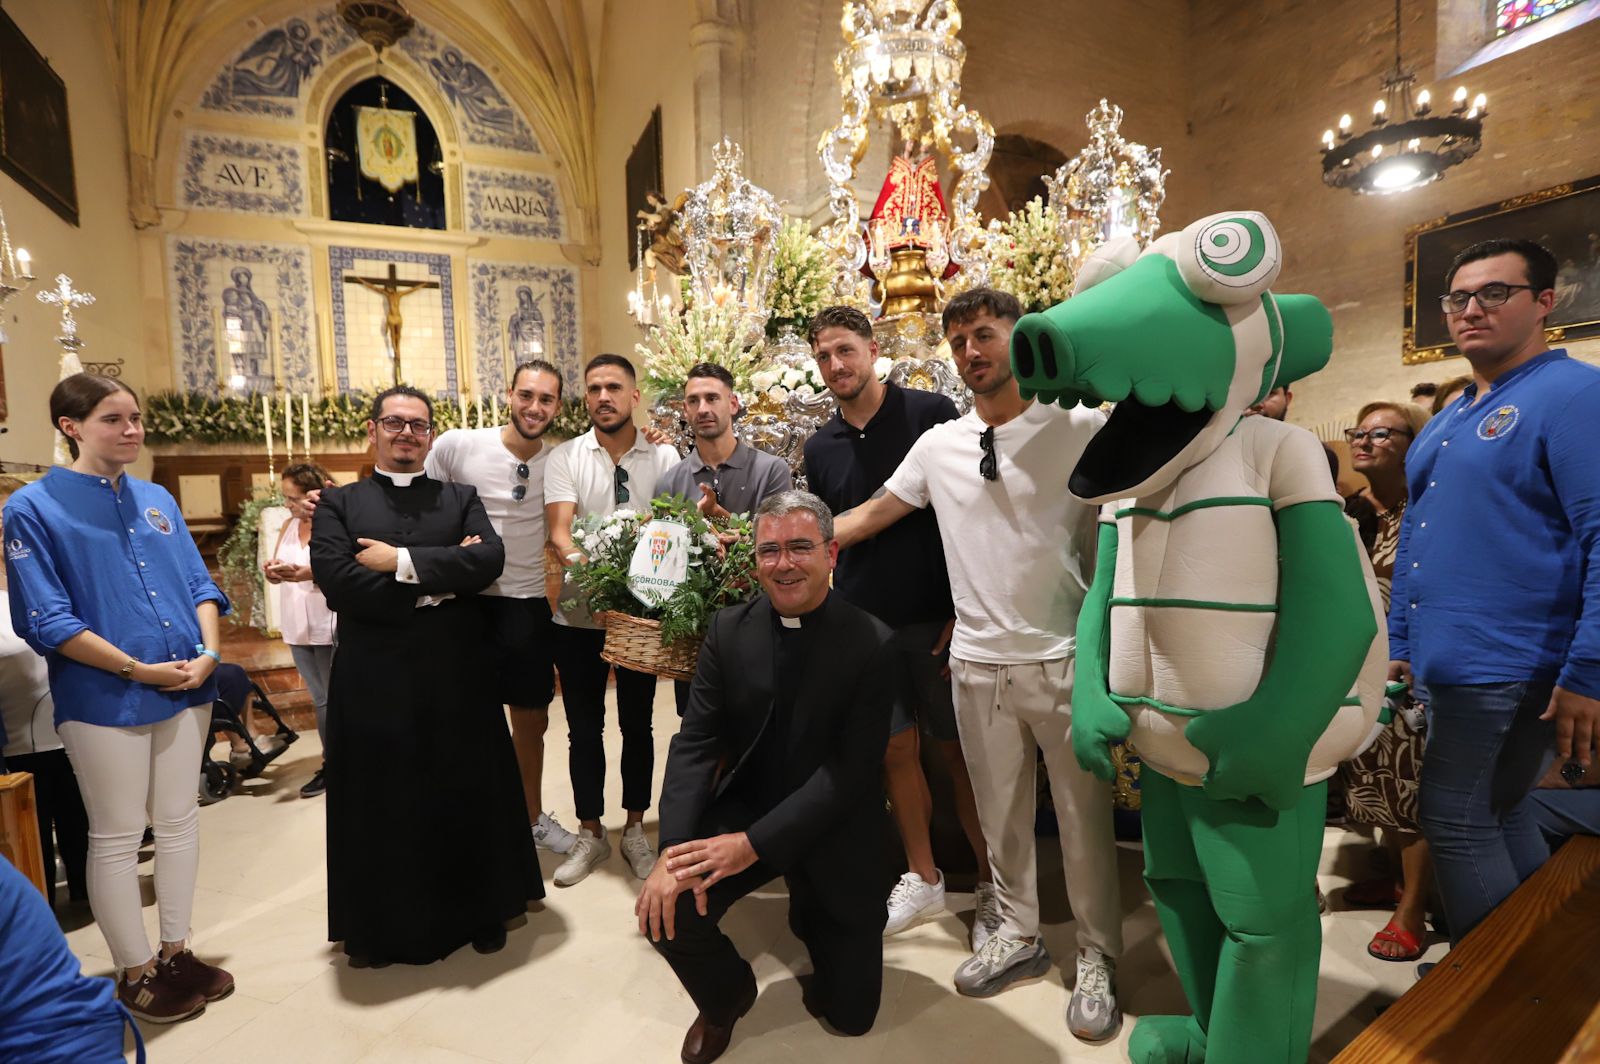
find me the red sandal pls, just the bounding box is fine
[1367,920,1423,962]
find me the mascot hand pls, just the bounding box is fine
[1072,684,1132,782]
[1184,702,1312,812]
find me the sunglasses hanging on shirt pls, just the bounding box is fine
[614,465,631,505]
[512,461,530,502]
[979,426,998,482]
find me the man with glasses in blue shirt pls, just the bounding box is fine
[545,353,680,887]
[1391,238,1600,968]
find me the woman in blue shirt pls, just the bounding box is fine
[5,374,234,1026]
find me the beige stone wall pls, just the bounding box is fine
[0,0,144,471]
[1187,2,1600,429]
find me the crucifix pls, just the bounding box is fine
[342,263,440,385]
[37,273,96,355]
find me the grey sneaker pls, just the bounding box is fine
[531,811,577,854]
[1066,948,1122,1043]
[552,827,610,887]
[620,823,655,880]
[953,935,1052,998]
[971,881,1002,952]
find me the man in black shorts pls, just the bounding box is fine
[802,306,995,941]
[426,360,577,855]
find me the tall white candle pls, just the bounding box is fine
[262,393,274,479]
[285,393,294,462]
[459,393,468,428]
[302,393,312,457]
[475,396,484,429]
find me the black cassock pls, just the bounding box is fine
[310,472,543,964]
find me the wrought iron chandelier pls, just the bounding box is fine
[1320,0,1487,195]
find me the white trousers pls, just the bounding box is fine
[950,656,1123,957]
[58,706,209,970]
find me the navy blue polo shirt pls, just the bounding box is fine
[803,382,956,626]
[1389,350,1600,698]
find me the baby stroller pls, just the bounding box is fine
[199,662,298,804]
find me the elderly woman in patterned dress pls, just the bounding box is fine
[1337,400,1436,962]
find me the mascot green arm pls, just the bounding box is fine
[1073,521,1131,781]
[1182,499,1376,811]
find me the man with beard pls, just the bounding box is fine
[545,354,681,886]
[426,359,576,856]
[801,305,995,947]
[832,288,1124,1044]
[311,386,540,965]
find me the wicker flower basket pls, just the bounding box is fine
[600,612,702,681]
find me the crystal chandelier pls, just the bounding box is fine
[675,138,782,345]
[0,198,35,343]
[820,0,993,295]
[1321,0,1487,195]
[1046,100,1168,276]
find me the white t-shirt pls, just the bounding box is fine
[544,427,681,627]
[885,401,1105,664]
[0,599,59,757]
[426,426,551,598]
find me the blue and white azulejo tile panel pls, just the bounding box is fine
[167,237,317,393]
[329,246,458,396]
[468,260,580,395]
[199,10,356,119]
[397,22,541,154]
[179,132,308,217]
[464,166,563,241]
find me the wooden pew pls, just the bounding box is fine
[1333,834,1600,1063]
[0,772,49,896]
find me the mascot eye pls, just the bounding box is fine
[1178,212,1282,304]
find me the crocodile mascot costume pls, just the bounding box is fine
[1010,211,1386,1064]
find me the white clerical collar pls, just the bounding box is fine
[779,615,802,629]
[376,468,424,486]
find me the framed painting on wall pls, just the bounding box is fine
[625,107,663,271]
[1403,174,1600,363]
[0,9,79,227]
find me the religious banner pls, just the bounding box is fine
[626,519,691,607]
[355,105,419,194]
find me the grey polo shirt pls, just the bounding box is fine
[658,440,793,517]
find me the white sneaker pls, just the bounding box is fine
[884,871,946,936]
[1066,947,1122,1043]
[620,823,655,880]
[971,881,1001,952]
[531,811,577,854]
[552,827,610,887]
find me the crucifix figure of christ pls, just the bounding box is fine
[342,262,441,385]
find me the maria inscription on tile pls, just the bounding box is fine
[465,166,562,241]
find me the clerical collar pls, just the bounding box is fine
[774,594,827,629]
[780,616,802,629]
[375,468,425,487]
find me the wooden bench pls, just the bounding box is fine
[1333,834,1600,1063]
[0,772,48,896]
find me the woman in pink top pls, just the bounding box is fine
[265,463,336,798]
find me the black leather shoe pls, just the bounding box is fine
[680,981,757,1064]
[472,925,507,955]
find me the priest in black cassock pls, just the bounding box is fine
[311,385,542,966]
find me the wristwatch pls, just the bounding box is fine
[119,657,140,680]
[194,644,222,664]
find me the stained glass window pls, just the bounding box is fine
[1497,0,1584,35]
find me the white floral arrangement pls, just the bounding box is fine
[638,295,768,396]
[749,356,894,405]
[985,196,1075,315]
[766,217,834,338]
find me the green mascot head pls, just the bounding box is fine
[1009,211,1333,502]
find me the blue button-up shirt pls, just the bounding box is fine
[4,468,229,728]
[1389,349,1600,698]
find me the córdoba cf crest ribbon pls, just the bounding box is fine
[627,519,691,607]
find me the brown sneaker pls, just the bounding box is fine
[161,948,235,1002]
[118,965,206,1024]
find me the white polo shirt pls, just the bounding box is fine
[544,426,680,627]
[426,426,550,599]
[885,400,1105,664]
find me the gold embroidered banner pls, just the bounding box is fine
[355,106,419,194]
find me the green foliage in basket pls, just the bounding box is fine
[563,495,756,648]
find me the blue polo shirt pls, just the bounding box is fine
[1388,349,1600,698]
[5,468,229,728]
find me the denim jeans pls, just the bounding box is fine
[1419,680,1556,944]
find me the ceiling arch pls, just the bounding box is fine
[110,0,597,245]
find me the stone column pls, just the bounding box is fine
[691,3,747,179]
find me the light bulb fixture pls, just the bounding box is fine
[1320,0,1486,195]
[0,198,36,342]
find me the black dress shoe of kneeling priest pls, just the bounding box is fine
[681,981,757,1064]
